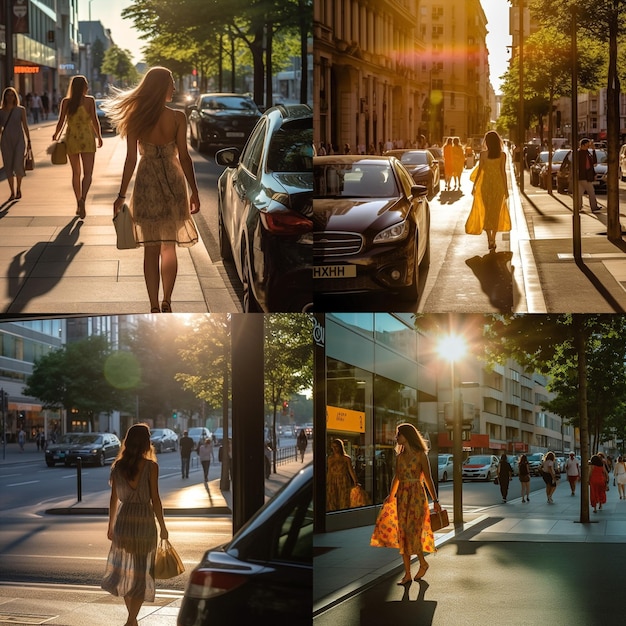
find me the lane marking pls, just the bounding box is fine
[6,481,39,487]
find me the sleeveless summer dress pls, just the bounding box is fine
[65,105,96,154]
[101,460,157,601]
[0,107,26,177]
[395,452,436,556]
[465,154,511,235]
[326,454,353,511]
[130,140,199,247]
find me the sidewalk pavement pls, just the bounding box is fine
[0,115,238,315]
[515,168,626,312]
[313,482,626,616]
[0,442,311,625]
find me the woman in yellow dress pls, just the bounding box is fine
[388,423,440,586]
[326,438,358,511]
[465,130,511,251]
[451,137,465,189]
[52,75,103,219]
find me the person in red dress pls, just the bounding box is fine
[589,453,609,513]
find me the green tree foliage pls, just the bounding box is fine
[101,45,139,86]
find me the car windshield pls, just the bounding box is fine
[266,121,313,172]
[151,430,165,437]
[200,96,256,111]
[399,152,429,165]
[465,456,491,464]
[438,458,449,465]
[429,148,442,158]
[595,149,608,163]
[551,149,570,164]
[75,434,102,445]
[314,163,399,198]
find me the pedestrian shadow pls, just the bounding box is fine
[438,189,463,205]
[0,197,18,215]
[360,578,436,625]
[573,257,626,313]
[465,251,517,313]
[5,217,84,313]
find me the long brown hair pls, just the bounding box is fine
[104,67,173,139]
[395,422,429,455]
[66,75,88,116]
[1,87,19,109]
[111,423,156,482]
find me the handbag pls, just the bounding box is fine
[113,203,138,249]
[154,539,185,579]
[350,485,370,508]
[370,498,399,548]
[24,145,34,171]
[48,139,67,164]
[429,508,450,532]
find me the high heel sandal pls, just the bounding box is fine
[414,562,429,580]
[161,300,172,313]
[397,576,412,587]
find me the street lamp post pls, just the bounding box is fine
[438,334,467,526]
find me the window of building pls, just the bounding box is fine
[374,314,417,361]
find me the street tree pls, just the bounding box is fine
[483,314,626,524]
[530,0,626,240]
[101,45,139,87]
[23,335,129,432]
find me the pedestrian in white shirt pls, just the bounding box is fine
[565,452,581,496]
[614,455,626,499]
[198,437,213,482]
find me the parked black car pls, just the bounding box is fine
[384,149,440,197]
[313,155,430,303]
[95,99,114,134]
[150,428,178,453]
[188,93,261,153]
[177,463,312,626]
[216,104,313,312]
[45,432,121,467]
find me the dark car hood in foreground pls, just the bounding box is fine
[314,197,407,232]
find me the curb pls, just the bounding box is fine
[45,505,231,516]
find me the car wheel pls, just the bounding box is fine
[98,452,106,467]
[241,245,261,312]
[46,460,54,467]
[218,211,233,261]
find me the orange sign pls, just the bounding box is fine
[326,405,365,433]
[15,66,39,74]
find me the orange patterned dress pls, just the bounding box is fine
[395,451,436,555]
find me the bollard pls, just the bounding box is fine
[77,456,82,502]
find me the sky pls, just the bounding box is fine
[481,0,512,93]
[78,0,144,63]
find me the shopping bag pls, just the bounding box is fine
[113,203,138,249]
[429,508,450,532]
[370,498,399,548]
[350,485,370,507]
[24,146,34,171]
[154,539,185,579]
[47,140,67,165]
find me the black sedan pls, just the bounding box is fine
[150,428,178,453]
[215,104,313,312]
[384,149,440,197]
[45,432,121,467]
[312,155,430,303]
[188,93,261,153]
[177,463,312,626]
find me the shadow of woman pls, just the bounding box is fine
[465,250,517,313]
[5,217,84,313]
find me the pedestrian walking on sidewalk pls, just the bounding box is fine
[443,137,453,190]
[297,428,308,462]
[179,430,194,479]
[497,452,513,502]
[388,423,440,586]
[198,437,213,482]
[17,427,25,452]
[576,138,599,213]
[106,67,200,314]
[451,137,464,189]
[519,454,531,502]
[565,452,581,496]
[541,451,558,503]
[465,130,511,251]
[613,455,626,499]
[0,87,31,201]
[52,75,103,219]
[589,454,608,512]
[102,423,169,626]
[326,438,358,511]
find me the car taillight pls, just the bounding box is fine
[260,211,313,235]
[186,569,248,599]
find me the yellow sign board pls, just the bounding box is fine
[327,405,366,433]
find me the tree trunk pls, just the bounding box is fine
[265,21,273,110]
[251,26,265,107]
[299,0,309,104]
[575,317,590,523]
[606,11,621,241]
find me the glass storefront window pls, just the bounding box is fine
[374,314,417,361]
[328,313,374,337]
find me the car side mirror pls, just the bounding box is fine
[411,184,429,198]
[215,148,241,167]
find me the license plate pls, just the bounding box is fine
[226,132,245,137]
[313,265,357,278]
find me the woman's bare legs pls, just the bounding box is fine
[123,594,143,626]
[15,174,23,198]
[6,175,14,199]
[68,153,82,213]
[398,552,412,584]
[144,245,161,312]
[160,243,177,311]
[414,548,429,580]
[80,152,95,205]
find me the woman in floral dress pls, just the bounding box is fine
[102,424,169,626]
[52,75,102,218]
[388,423,440,585]
[326,438,358,511]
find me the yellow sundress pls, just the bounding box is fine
[65,105,96,154]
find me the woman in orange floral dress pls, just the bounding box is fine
[389,423,440,586]
[326,438,358,511]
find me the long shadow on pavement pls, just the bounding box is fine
[465,250,517,313]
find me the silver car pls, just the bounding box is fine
[462,454,499,482]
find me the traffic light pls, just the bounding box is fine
[282,401,289,416]
[172,410,178,419]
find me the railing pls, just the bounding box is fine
[275,445,298,466]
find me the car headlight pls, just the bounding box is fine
[373,221,409,243]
